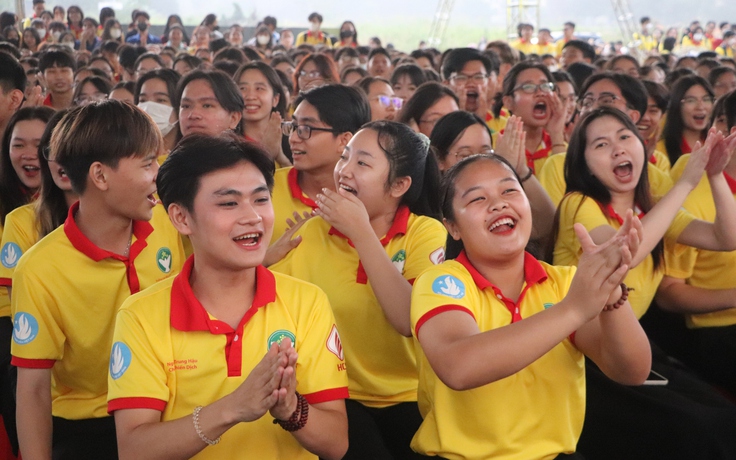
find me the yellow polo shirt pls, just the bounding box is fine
[666,154,736,328]
[538,152,674,206]
[553,192,693,318]
[411,251,583,460]
[271,206,446,407]
[536,43,557,56]
[649,149,671,175]
[0,204,38,294]
[107,258,348,459]
[10,202,184,420]
[510,39,537,55]
[295,31,332,48]
[271,167,317,243]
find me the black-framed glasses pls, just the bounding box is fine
[512,82,555,94]
[41,145,55,162]
[577,93,621,110]
[449,73,488,85]
[281,121,340,140]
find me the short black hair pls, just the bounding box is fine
[175,69,245,133]
[390,63,428,88]
[133,10,150,21]
[642,80,669,112]
[39,48,76,73]
[368,47,391,61]
[157,133,275,213]
[579,72,648,118]
[134,68,181,105]
[293,84,370,134]
[263,16,277,27]
[308,12,323,23]
[563,40,596,62]
[441,47,492,80]
[724,90,736,130]
[0,52,26,94]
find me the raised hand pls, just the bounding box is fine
[228,344,286,423]
[314,188,371,242]
[263,211,312,266]
[706,128,736,176]
[678,133,715,189]
[269,338,299,421]
[495,115,526,173]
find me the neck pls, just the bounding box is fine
[74,197,133,255]
[469,250,526,302]
[63,191,78,208]
[163,129,178,151]
[368,204,400,239]
[243,117,270,142]
[609,191,636,216]
[524,125,544,152]
[683,129,702,149]
[298,167,336,199]
[189,257,256,329]
[50,90,73,110]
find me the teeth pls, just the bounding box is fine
[340,184,356,192]
[489,217,515,231]
[23,166,39,171]
[234,233,260,241]
[616,161,631,168]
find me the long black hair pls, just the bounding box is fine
[662,75,714,165]
[36,109,72,238]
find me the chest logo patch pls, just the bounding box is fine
[110,342,132,380]
[391,249,406,274]
[12,312,38,345]
[156,247,172,273]
[326,324,344,360]
[268,329,296,349]
[1,242,21,268]
[432,275,465,299]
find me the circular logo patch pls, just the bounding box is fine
[1,242,21,269]
[156,247,172,273]
[12,312,38,345]
[431,275,466,299]
[267,330,296,349]
[110,342,132,380]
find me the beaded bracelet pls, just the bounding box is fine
[520,167,534,183]
[273,392,309,432]
[193,406,221,445]
[606,283,630,309]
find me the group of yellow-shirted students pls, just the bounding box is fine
[1,7,736,460]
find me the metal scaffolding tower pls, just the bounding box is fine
[428,0,457,48]
[506,0,541,40]
[611,0,641,58]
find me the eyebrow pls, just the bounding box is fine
[213,184,270,197]
[584,91,618,98]
[292,116,321,124]
[181,96,218,103]
[591,127,627,144]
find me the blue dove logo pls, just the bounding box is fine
[109,342,132,380]
[1,242,21,268]
[432,275,466,299]
[12,312,38,345]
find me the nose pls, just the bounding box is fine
[488,195,508,213]
[239,202,263,224]
[186,107,201,120]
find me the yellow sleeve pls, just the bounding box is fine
[294,32,306,47]
[0,207,37,285]
[411,263,476,337]
[553,193,610,266]
[538,153,567,206]
[664,208,696,242]
[402,217,447,282]
[664,242,698,279]
[648,163,673,198]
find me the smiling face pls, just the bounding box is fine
[289,100,345,175]
[441,124,493,172]
[177,161,274,270]
[637,97,663,143]
[101,153,160,221]
[334,128,405,220]
[445,158,532,262]
[680,84,713,133]
[9,119,46,190]
[367,80,397,121]
[179,79,241,137]
[583,115,645,196]
[238,69,278,123]
[503,68,552,128]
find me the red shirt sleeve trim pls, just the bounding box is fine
[415,305,475,336]
[302,387,349,405]
[107,397,167,413]
[0,278,11,286]
[11,357,55,368]
[569,331,576,346]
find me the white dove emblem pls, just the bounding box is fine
[159,253,171,273]
[441,277,461,296]
[110,342,131,379]
[432,275,465,299]
[2,243,19,268]
[111,345,124,375]
[13,314,32,343]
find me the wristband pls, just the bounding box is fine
[606,283,630,309]
[551,143,567,149]
[520,167,533,183]
[193,406,221,445]
[273,392,309,432]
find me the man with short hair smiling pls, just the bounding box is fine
[38,48,75,110]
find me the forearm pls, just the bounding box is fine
[353,234,413,336]
[117,396,239,460]
[523,174,556,243]
[656,277,736,314]
[289,402,347,460]
[708,173,736,250]
[585,304,651,385]
[16,369,52,460]
[636,182,692,266]
[548,131,566,154]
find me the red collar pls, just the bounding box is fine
[455,250,547,323]
[600,203,645,225]
[63,201,153,262]
[43,93,53,107]
[328,205,410,247]
[725,172,736,194]
[307,30,324,40]
[682,137,692,154]
[649,154,657,164]
[287,168,318,209]
[170,256,276,333]
[522,130,552,173]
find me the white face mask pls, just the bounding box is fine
[694,33,704,41]
[37,28,46,38]
[310,22,320,32]
[257,35,270,45]
[110,28,122,39]
[138,101,177,136]
[52,31,61,41]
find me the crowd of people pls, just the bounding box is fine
[0,2,736,459]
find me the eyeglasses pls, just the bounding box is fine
[298,70,322,79]
[74,93,107,106]
[373,95,404,109]
[281,121,339,140]
[512,82,556,94]
[577,93,621,110]
[680,95,715,107]
[451,148,494,160]
[558,94,577,104]
[449,73,488,85]
[41,145,55,162]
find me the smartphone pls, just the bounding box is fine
[643,369,669,386]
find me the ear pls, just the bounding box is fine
[9,89,24,112]
[272,93,280,109]
[167,202,194,236]
[730,126,736,135]
[335,131,353,154]
[88,161,110,191]
[502,94,514,111]
[628,109,641,124]
[443,217,461,241]
[390,176,412,198]
[228,110,242,130]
